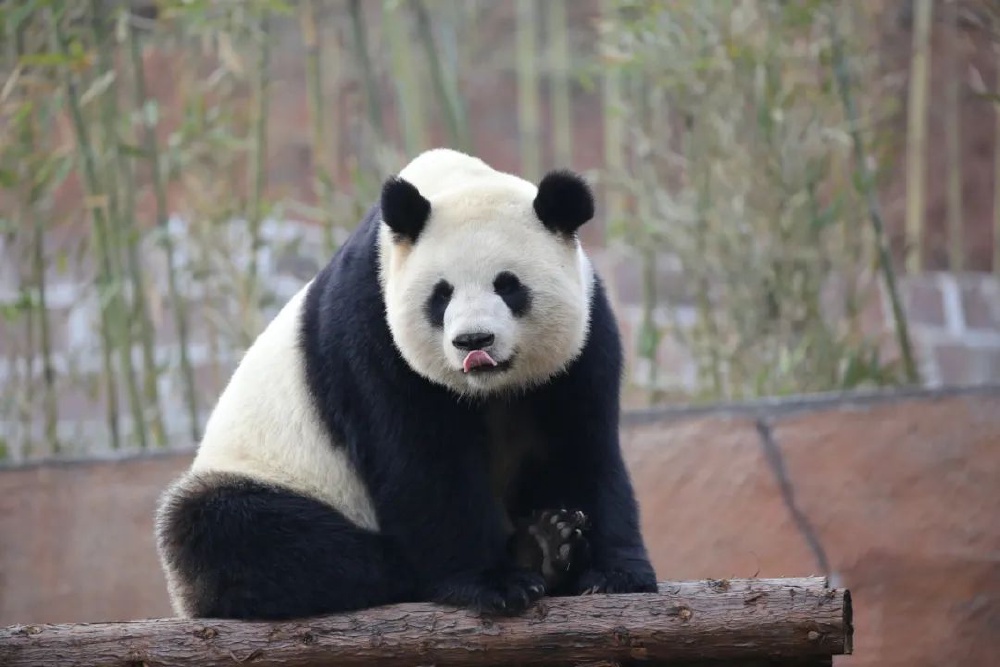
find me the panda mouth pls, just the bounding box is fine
[462,350,511,374]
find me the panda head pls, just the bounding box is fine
[377,153,596,399]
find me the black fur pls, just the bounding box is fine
[381,176,431,243]
[158,197,656,621]
[425,279,453,328]
[493,271,531,317]
[533,170,596,237]
[157,472,417,620]
[509,508,591,595]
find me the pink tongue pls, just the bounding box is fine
[463,349,497,373]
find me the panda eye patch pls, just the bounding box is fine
[493,271,522,295]
[493,271,530,317]
[425,279,453,328]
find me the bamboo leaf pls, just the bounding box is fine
[79,70,116,107]
[0,168,17,189]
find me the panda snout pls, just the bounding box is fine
[452,331,495,351]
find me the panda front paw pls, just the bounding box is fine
[432,567,547,617]
[510,508,590,589]
[574,564,658,596]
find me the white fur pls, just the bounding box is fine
[186,283,379,531]
[191,283,378,530]
[378,148,596,399]
[158,283,380,615]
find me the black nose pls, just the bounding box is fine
[452,332,495,351]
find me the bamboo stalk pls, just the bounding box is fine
[829,7,921,385]
[347,0,383,140]
[50,5,123,450]
[127,14,201,443]
[994,40,1000,273]
[31,184,59,455]
[383,0,427,156]
[8,16,60,455]
[118,54,167,448]
[90,0,156,449]
[692,132,724,399]
[244,10,271,345]
[516,0,540,181]
[411,0,467,151]
[299,0,340,254]
[441,0,470,149]
[944,0,963,271]
[548,0,572,167]
[904,0,933,273]
[601,0,624,240]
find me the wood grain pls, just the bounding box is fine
[0,577,853,667]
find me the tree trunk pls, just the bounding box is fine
[0,577,852,667]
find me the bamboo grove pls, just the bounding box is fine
[0,0,995,462]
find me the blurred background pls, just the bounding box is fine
[0,1,997,665]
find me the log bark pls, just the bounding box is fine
[0,577,852,667]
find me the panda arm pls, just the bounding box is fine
[527,279,658,595]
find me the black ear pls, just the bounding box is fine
[381,176,431,243]
[533,169,595,237]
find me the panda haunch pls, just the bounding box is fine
[154,148,658,620]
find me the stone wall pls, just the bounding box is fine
[1,385,998,667]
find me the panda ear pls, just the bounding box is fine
[533,169,595,237]
[381,176,431,243]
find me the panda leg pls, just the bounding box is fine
[156,473,416,621]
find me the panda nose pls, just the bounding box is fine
[452,332,495,351]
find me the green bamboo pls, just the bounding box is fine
[516,0,540,181]
[9,15,60,455]
[51,5,123,450]
[348,0,383,139]
[601,0,624,240]
[90,0,149,449]
[244,9,271,345]
[904,0,933,273]
[829,8,920,384]
[411,0,467,150]
[383,1,427,156]
[299,0,340,254]
[944,0,963,271]
[992,5,1000,274]
[686,111,724,398]
[128,14,202,443]
[547,0,572,167]
[117,22,167,448]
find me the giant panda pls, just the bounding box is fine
[154,148,658,621]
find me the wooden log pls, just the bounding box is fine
[0,577,852,667]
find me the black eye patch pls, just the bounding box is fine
[493,271,531,317]
[425,279,453,328]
